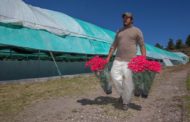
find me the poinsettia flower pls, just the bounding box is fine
[128,56,161,73]
[85,56,108,72]
[146,61,161,72]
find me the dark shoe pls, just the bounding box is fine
[105,89,112,94]
[122,104,128,111]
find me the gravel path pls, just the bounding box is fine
[13,65,189,122]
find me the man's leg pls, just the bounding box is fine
[121,62,134,106]
[110,60,123,96]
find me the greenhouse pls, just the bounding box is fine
[0,0,189,81]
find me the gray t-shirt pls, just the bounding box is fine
[111,25,145,61]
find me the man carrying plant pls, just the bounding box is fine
[106,12,146,110]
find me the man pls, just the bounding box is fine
[106,12,146,110]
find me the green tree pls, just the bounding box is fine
[185,35,190,47]
[155,43,163,49]
[167,38,175,50]
[175,39,183,49]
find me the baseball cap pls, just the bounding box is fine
[122,12,133,18]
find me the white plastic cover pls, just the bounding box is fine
[0,0,86,37]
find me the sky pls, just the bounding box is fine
[23,0,190,48]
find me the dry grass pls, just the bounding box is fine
[187,74,190,91]
[0,75,99,117]
[1,63,190,121]
[184,66,190,121]
[186,74,190,118]
[184,96,190,121]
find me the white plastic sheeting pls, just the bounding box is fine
[0,0,84,35]
[0,0,114,42]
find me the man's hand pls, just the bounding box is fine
[106,57,110,63]
[106,47,115,64]
[140,45,146,57]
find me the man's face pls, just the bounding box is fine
[123,16,132,26]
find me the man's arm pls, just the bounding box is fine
[140,45,146,56]
[137,29,146,56]
[106,46,116,62]
[106,34,119,62]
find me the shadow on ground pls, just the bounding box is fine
[77,96,141,111]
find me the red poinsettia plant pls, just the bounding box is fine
[85,56,108,72]
[128,56,161,73]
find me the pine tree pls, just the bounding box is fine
[167,38,175,50]
[175,39,183,49]
[185,35,190,47]
[155,43,163,49]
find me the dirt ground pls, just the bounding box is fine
[7,65,190,122]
